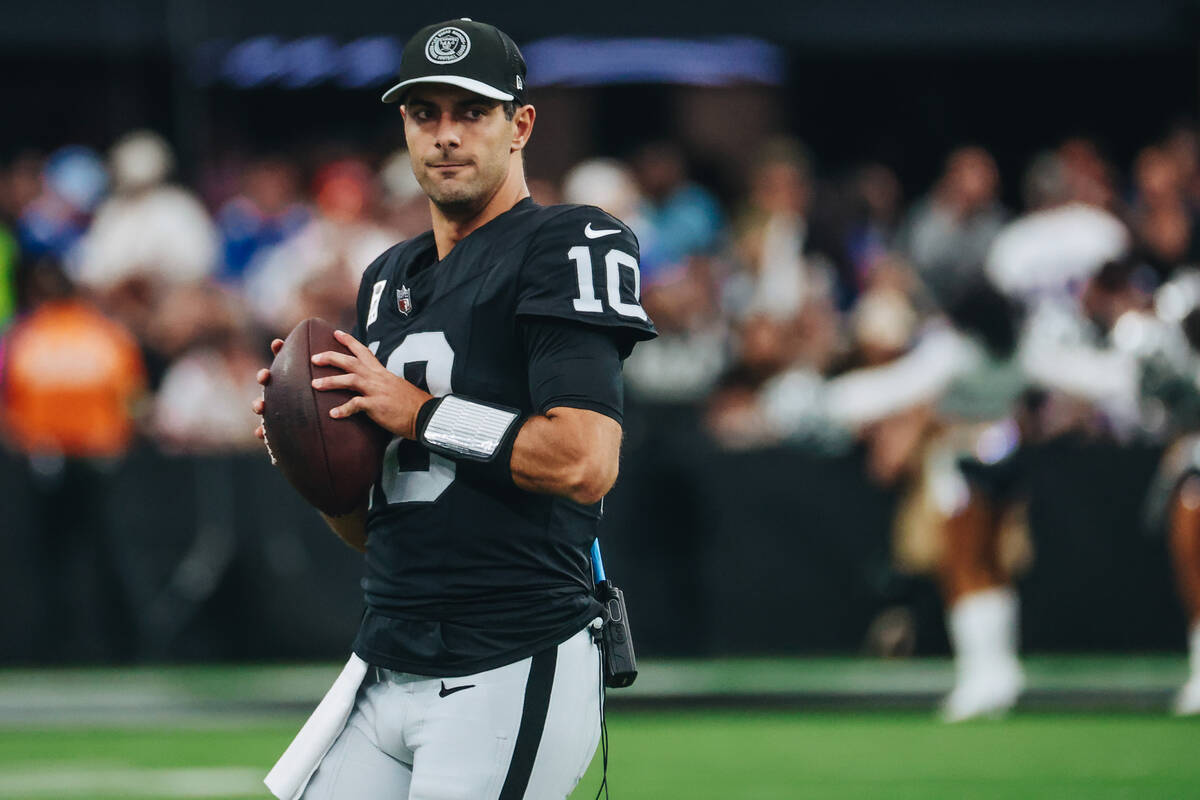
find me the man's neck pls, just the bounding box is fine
[430,168,530,260]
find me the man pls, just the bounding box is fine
[253,19,655,800]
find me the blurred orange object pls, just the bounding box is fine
[2,299,145,457]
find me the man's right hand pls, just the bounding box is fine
[251,338,286,441]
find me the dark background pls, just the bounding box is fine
[3,0,1197,196]
[0,437,1181,663]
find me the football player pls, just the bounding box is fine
[252,19,655,799]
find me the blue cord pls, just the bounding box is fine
[591,538,607,584]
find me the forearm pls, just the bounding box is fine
[508,407,622,505]
[320,502,368,553]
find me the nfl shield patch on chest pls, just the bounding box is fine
[396,285,413,316]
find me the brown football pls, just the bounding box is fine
[262,317,388,516]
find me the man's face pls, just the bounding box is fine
[402,86,517,216]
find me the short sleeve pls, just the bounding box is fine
[521,318,624,422]
[516,206,657,358]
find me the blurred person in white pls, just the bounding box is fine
[243,157,396,336]
[378,148,433,239]
[726,139,835,320]
[985,150,1128,306]
[216,156,310,284]
[151,285,262,452]
[899,146,1007,306]
[77,130,219,293]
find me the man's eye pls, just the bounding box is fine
[466,109,485,120]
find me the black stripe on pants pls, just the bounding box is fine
[498,647,558,800]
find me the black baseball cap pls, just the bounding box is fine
[381,19,527,105]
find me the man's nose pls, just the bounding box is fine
[434,115,461,151]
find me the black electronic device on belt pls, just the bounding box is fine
[590,539,637,688]
[596,579,638,688]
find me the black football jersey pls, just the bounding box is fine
[349,198,656,676]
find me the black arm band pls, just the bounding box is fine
[415,395,525,486]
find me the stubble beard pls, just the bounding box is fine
[420,158,509,220]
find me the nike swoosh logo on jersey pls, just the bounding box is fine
[439,681,476,697]
[584,222,621,239]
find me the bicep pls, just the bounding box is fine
[542,405,623,454]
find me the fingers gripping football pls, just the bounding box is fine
[252,338,286,440]
[310,329,432,440]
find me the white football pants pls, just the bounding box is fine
[298,626,602,800]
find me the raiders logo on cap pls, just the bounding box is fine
[381,19,527,105]
[425,27,471,64]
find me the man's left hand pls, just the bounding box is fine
[311,330,432,440]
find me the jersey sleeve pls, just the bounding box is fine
[516,206,657,358]
[521,317,624,422]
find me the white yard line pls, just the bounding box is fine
[0,765,265,797]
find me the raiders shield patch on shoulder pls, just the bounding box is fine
[397,285,413,316]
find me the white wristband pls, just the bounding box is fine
[420,395,521,461]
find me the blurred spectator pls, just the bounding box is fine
[15,146,107,265]
[846,163,904,287]
[631,142,724,274]
[899,146,1007,305]
[151,287,262,452]
[727,138,834,320]
[985,152,1130,303]
[563,158,644,224]
[850,284,920,368]
[216,157,309,283]
[244,157,395,335]
[0,259,145,661]
[1164,123,1200,212]
[1057,137,1120,213]
[706,313,797,448]
[3,152,44,221]
[76,130,219,294]
[378,148,432,238]
[1131,144,1199,276]
[2,260,145,457]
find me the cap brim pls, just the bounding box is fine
[381,75,515,104]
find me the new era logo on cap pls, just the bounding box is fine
[381,18,527,105]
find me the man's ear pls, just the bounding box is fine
[511,104,536,153]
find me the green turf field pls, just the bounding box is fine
[0,712,1197,799]
[0,658,1195,798]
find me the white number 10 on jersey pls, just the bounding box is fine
[568,247,648,321]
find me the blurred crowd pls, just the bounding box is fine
[0,124,1198,462]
